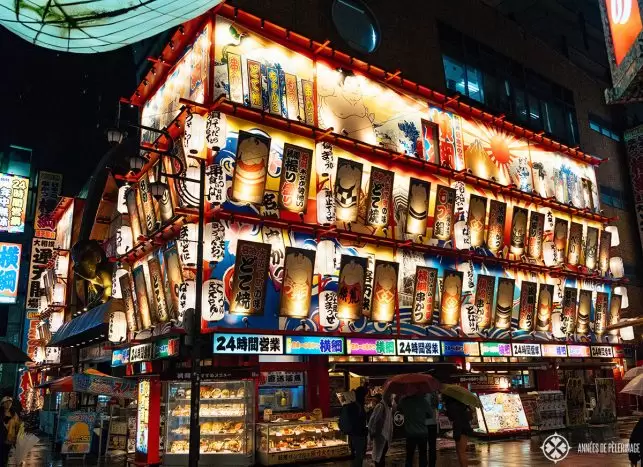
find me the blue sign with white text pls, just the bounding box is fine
[284,336,344,355]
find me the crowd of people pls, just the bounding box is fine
[339,385,473,467]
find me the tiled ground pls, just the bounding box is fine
[9,418,640,466]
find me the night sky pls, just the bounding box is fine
[0,27,138,196]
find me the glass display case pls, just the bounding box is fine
[474,392,530,435]
[165,381,254,466]
[256,418,349,465]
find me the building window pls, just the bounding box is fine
[438,23,579,147]
[599,185,626,209]
[332,0,380,54]
[588,114,621,142]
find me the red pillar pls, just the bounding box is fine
[306,356,330,416]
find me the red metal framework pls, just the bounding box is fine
[126,3,603,167]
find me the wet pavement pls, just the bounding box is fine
[11,418,641,466]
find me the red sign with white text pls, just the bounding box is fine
[606,0,643,65]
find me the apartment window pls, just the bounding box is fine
[599,185,626,209]
[589,114,621,141]
[438,23,579,146]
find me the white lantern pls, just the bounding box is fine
[203,221,225,263]
[454,220,471,250]
[178,223,199,267]
[457,260,475,294]
[202,279,225,322]
[179,165,201,207]
[315,240,337,276]
[205,111,227,150]
[177,280,196,325]
[543,241,557,267]
[56,254,69,278]
[316,189,336,225]
[206,164,227,204]
[45,347,61,364]
[610,256,624,278]
[111,266,129,299]
[606,225,620,246]
[319,290,339,329]
[116,225,133,256]
[315,141,335,178]
[615,286,629,308]
[184,112,206,156]
[117,185,129,215]
[49,311,64,332]
[53,282,66,305]
[621,325,635,341]
[32,347,44,364]
[108,311,128,343]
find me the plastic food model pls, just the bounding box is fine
[257,419,349,454]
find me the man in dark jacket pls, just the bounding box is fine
[340,386,368,467]
[398,393,433,467]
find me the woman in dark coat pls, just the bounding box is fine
[444,395,473,467]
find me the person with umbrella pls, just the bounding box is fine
[339,385,368,467]
[0,396,19,466]
[442,385,480,467]
[367,393,393,467]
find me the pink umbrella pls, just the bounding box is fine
[382,373,441,397]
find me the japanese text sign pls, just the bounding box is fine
[0,173,28,233]
[396,339,441,356]
[591,345,615,358]
[213,333,283,354]
[567,345,591,357]
[0,242,21,303]
[284,336,344,355]
[511,343,542,357]
[480,342,512,357]
[441,341,480,357]
[346,338,396,356]
[542,344,568,357]
[34,171,62,239]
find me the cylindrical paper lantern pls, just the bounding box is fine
[606,225,620,246]
[454,220,471,250]
[177,280,196,325]
[117,185,129,214]
[543,241,557,267]
[610,256,624,278]
[116,225,133,256]
[108,311,128,343]
[111,265,129,299]
[205,111,227,150]
[56,254,69,278]
[178,223,199,267]
[202,279,225,322]
[204,221,225,263]
[316,189,336,225]
[184,113,206,156]
[614,286,629,308]
[53,282,66,305]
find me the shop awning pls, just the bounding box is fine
[38,369,136,399]
[47,299,122,347]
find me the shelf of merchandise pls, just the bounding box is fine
[211,208,621,286]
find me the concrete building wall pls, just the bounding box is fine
[230,0,642,319]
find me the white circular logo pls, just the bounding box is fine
[541,432,571,463]
[611,0,633,25]
[393,411,404,427]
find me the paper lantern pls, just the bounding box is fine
[606,225,620,246]
[108,311,128,343]
[204,221,225,263]
[178,165,201,207]
[202,279,225,322]
[315,240,337,276]
[56,253,69,278]
[116,225,133,256]
[454,220,471,250]
[615,286,629,308]
[53,282,66,305]
[178,223,199,267]
[184,113,206,157]
[319,290,339,329]
[111,266,129,299]
[316,189,336,225]
[315,141,335,178]
[457,260,475,294]
[177,280,196,326]
[543,241,557,267]
[45,347,61,364]
[610,256,624,278]
[49,311,64,333]
[205,111,227,150]
[621,325,635,341]
[117,185,129,215]
[205,164,227,204]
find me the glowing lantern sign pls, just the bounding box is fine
[315,142,335,178]
[406,178,430,237]
[467,195,487,248]
[280,248,316,318]
[486,200,506,252]
[599,230,612,274]
[334,159,363,223]
[206,164,227,205]
[411,266,438,325]
[365,168,394,228]
[494,278,515,330]
[108,311,128,343]
[202,279,225,322]
[178,223,198,267]
[229,240,272,316]
[231,131,271,205]
[0,1,224,53]
[475,275,496,330]
[518,281,538,332]
[117,185,129,215]
[316,189,336,226]
[509,207,528,256]
[205,111,227,150]
[203,221,225,263]
[369,260,398,323]
[440,270,463,327]
[177,280,196,326]
[576,290,592,335]
[116,225,133,256]
[433,185,456,241]
[184,112,206,158]
[278,144,313,214]
[594,292,609,335]
[535,284,554,332]
[337,255,368,320]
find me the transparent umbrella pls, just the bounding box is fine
[624,367,643,381]
[621,374,643,396]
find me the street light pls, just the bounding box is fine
[106,127,125,145]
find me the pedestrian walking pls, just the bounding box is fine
[368,393,393,467]
[443,394,473,467]
[0,396,19,466]
[629,417,643,466]
[340,386,368,467]
[425,392,438,467]
[398,393,433,467]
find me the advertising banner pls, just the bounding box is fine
[213,333,283,354]
[72,374,136,399]
[518,281,537,332]
[230,240,271,316]
[494,278,515,330]
[554,219,568,264]
[284,336,344,355]
[594,292,609,335]
[441,341,480,356]
[542,344,567,357]
[411,266,438,325]
[433,185,456,241]
[509,207,528,255]
[132,265,152,329]
[487,200,506,252]
[406,178,430,236]
[60,412,97,454]
[397,339,440,356]
[576,290,592,334]
[34,171,62,238]
[535,284,554,332]
[231,131,271,205]
[279,143,313,213]
[527,211,545,259]
[474,275,495,330]
[561,287,578,335]
[468,195,487,248]
[346,338,396,356]
[599,230,611,274]
[0,242,21,304]
[440,270,463,327]
[568,222,583,265]
[585,227,599,269]
[480,342,512,357]
[334,158,363,223]
[370,260,398,322]
[279,247,316,318]
[147,257,169,323]
[366,167,394,228]
[0,173,29,234]
[337,255,368,320]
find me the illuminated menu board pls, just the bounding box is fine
[136,380,150,454]
[284,336,344,355]
[0,174,28,233]
[396,339,441,356]
[542,344,567,357]
[480,342,512,357]
[511,343,542,357]
[346,338,396,356]
[441,341,480,357]
[567,345,591,358]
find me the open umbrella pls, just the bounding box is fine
[0,342,31,363]
[441,384,481,408]
[624,367,643,381]
[621,374,643,396]
[382,373,440,397]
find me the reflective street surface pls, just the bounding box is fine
[10,418,640,466]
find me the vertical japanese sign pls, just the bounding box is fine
[554,219,568,265]
[420,119,440,163]
[598,230,611,274]
[561,287,578,335]
[518,281,538,332]
[468,195,487,248]
[594,292,609,335]
[370,260,398,322]
[487,200,506,252]
[440,270,463,327]
[334,158,363,223]
[230,240,272,316]
[366,168,394,228]
[337,255,368,320]
[247,59,263,109]
[474,275,496,331]
[527,211,545,259]
[509,207,528,256]
[163,244,182,322]
[147,257,169,323]
[278,144,313,213]
[126,188,142,240]
[301,79,315,126]
[267,67,282,115]
[0,174,28,233]
[585,227,599,269]
[226,52,244,103]
[34,171,62,238]
[406,178,430,236]
[231,131,271,205]
[609,293,622,335]
[279,247,316,318]
[133,265,152,329]
[0,243,21,303]
[120,273,139,332]
[433,185,456,241]
[494,278,515,330]
[411,266,438,325]
[26,238,55,310]
[284,73,300,120]
[577,289,592,335]
[568,222,583,265]
[138,173,159,234]
[535,283,554,332]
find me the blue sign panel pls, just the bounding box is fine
[284,336,344,355]
[441,341,480,357]
[111,348,130,367]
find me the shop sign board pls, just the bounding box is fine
[480,342,512,357]
[396,339,440,356]
[284,336,344,355]
[60,411,97,454]
[567,345,591,358]
[111,348,130,367]
[129,343,154,363]
[542,344,568,357]
[154,337,179,359]
[441,341,480,357]
[260,371,304,386]
[136,380,150,455]
[34,171,63,238]
[591,345,615,358]
[213,333,283,354]
[0,242,21,303]
[614,346,625,358]
[511,343,542,357]
[346,338,396,356]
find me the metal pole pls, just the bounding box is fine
[188,158,206,467]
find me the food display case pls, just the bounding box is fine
[165,381,254,466]
[474,392,530,436]
[256,418,349,465]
